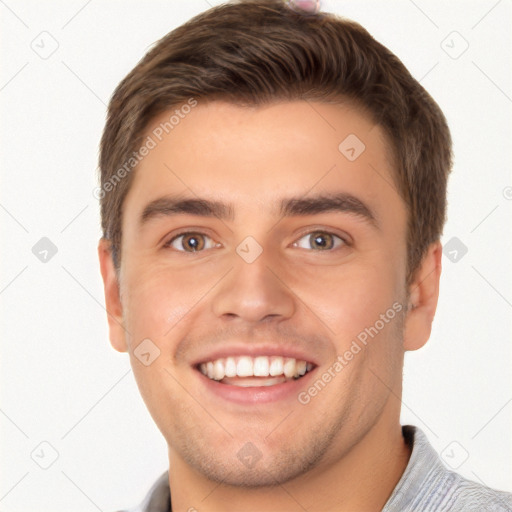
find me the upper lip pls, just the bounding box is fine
[191,344,319,367]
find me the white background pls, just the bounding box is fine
[1,1,511,510]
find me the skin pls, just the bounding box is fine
[99,100,442,511]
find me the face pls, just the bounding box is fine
[106,100,413,486]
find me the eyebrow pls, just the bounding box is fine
[139,197,235,226]
[138,193,379,230]
[279,194,378,229]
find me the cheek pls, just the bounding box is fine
[121,267,193,430]
[297,260,402,343]
[121,264,198,348]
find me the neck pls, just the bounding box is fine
[168,418,411,512]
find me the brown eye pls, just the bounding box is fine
[181,233,204,251]
[294,231,345,251]
[167,232,217,252]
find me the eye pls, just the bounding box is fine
[293,230,346,251]
[164,232,219,252]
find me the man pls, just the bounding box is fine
[97,1,512,510]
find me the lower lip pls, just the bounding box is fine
[196,368,317,404]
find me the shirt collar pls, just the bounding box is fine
[382,425,445,511]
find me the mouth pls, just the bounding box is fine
[197,355,316,388]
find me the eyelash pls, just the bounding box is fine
[163,230,350,253]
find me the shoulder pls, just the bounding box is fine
[114,471,170,512]
[383,426,512,512]
[437,471,512,511]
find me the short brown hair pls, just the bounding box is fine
[99,0,452,284]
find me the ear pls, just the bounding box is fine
[98,238,128,352]
[403,241,442,351]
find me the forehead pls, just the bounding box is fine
[122,100,404,230]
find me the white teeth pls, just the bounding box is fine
[206,361,214,379]
[283,357,296,378]
[269,356,284,376]
[253,356,270,377]
[229,376,286,387]
[213,359,224,381]
[198,355,313,382]
[237,356,253,377]
[225,357,237,378]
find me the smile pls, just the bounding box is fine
[198,355,315,387]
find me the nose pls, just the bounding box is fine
[211,249,296,324]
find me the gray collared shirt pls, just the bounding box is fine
[120,425,512,511]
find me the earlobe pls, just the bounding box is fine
[98,238,128,353]
[403,241,442,351]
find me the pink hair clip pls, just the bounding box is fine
[285,0,321,15]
